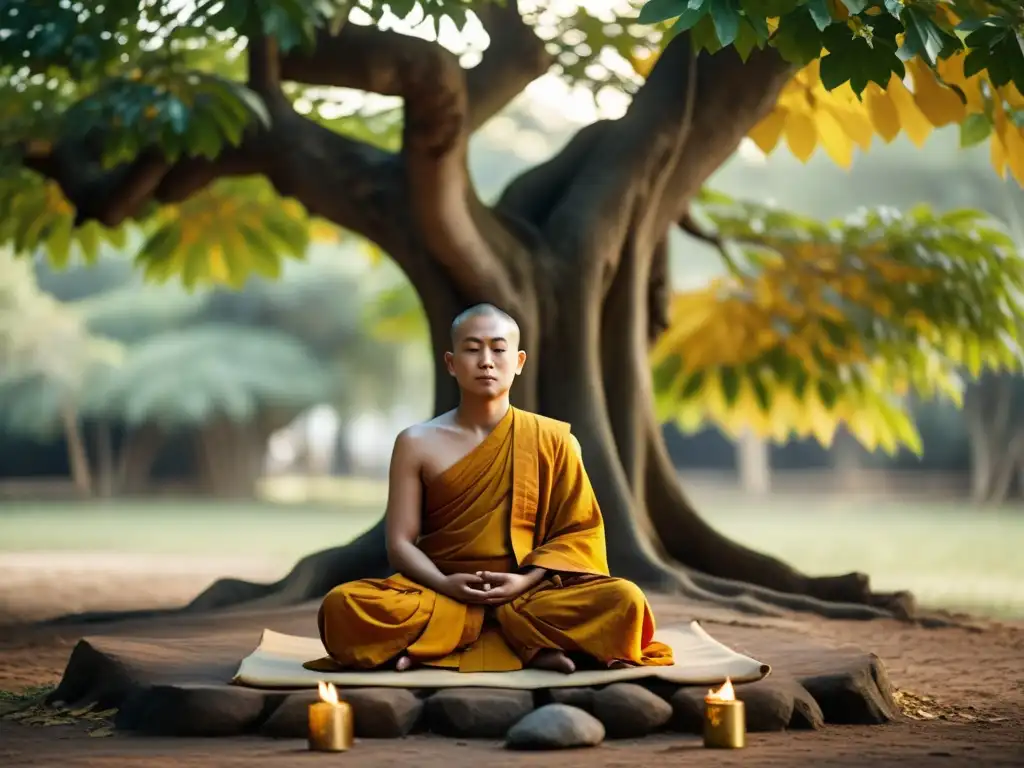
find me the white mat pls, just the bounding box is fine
[232,621,770,690]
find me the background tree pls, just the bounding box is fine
[3,0,1024,619]
[0,250,122,494]
[0,248,419,497]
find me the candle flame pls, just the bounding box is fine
[318,681,339,705]
[706,677,735,702]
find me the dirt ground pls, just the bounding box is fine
[1,563,1023,767]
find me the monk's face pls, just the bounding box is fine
[445,314,526,398]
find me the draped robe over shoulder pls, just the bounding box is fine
[309,407,673,673]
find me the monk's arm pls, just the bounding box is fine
[383,431,452,595]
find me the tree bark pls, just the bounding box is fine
[61,403,93,497]
[33,21,917,623]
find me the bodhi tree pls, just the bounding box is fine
[3,0,1024,619]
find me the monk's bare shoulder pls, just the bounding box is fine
[393,413,457,462]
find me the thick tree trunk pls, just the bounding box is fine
[184,36,906,620]
[37,22,916,624]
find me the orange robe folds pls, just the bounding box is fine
[309,407,673,672]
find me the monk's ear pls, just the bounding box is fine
[515,349,527,375]
[444,351,456,376]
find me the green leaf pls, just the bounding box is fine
[721,367,741,405]
[733,18,761,60]
[817,379,838,409]
[805,0,832,31]
[839,0,869,14]
[773,10,824,66]
[709,0,741,47]
[959,113,992,148]
[681,370,705,399]
[637,0,693,24]
[899,6,949,66]
[883,0,903,17]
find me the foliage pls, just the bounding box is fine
[2,0,1024,458]
[82,324,330,429]
[0,251,122,422]
[653,191,1024,452]
[0,253,420,440]
[0,0,398,284]
[633,1,1024,185]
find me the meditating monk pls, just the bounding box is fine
[310,303,673,674]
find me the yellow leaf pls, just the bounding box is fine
[749,108,787,154]
[936,53,986,113]
[865,84,901,142]
[826,103,874,151]
[996,104,1024,186]
[991,103,1010,178]
[631,48,657,79]
[309,220,340,242]
[785,111,818,161]
[907,59,966,127]
[208,245,229,283]
[885,76,933,146]
[1000,83,1024,111]
[816,109,855,168]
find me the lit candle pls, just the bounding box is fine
[308,681,353,752]
[703,677,745,749]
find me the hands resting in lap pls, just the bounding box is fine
[441,570,540,605]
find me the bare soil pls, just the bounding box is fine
[1,559,1022,767]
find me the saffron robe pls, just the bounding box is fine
[310,407,673,673]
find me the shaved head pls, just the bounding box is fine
[450,303,521,348]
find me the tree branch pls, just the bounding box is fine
[23,137,267,229]
[247,29,282,94]
[497,121,611,226]
[466,1,553,130]
[651,46,793,233]
[541,34,698,276]
[279,23,517,305]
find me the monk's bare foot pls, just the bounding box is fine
[530,649,576,674]
[395,655,417,671]
[607,660,631,670]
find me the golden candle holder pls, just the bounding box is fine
[308,681,353,752]
[703,677,745,749]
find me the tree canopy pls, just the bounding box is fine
[2,0,1024,459]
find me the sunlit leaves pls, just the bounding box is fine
[0,171,127,267]
[138,179,311,289]
[653,191,1024,454]
[633,0,1024,96]
[62,71,270,168]
[748,53,1024,186]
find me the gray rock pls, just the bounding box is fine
[114,683,268,736]
[668,687,705,733]
[505,704,605,750]
[735,678,794,732]
[799,654,899,724]
[670,678,825,734]
[345,688,423,737]
[790,683,825,730]
[261,691,317,738]
[425,688,534,738]
[547,687,596,712]
[261,688,423,739]
[592,682,672,738]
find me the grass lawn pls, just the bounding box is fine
[1,477,1021,620]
